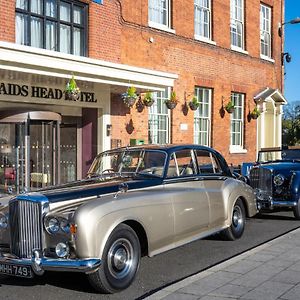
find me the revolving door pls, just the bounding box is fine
[0,111,61,195]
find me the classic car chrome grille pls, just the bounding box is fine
[9,200,42,258]
[249,167,272,192]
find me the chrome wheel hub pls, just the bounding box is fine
[108,238,134,279]
[232,205,243,229]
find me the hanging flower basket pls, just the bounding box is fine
[65,75,80,101]
[165,101,177,110]
[165,91,178,110]
[122,86,138,108]
[250,106,261,119]
[225,101,235,114]
[188,96,200,111]
[143,91,154,107]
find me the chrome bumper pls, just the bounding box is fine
[0,250,101,276]
[257,199,297,210]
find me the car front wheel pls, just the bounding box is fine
[293,202,300,220]
[88,224,141,293]
[221,199,246,241]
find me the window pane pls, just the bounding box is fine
[149,0,169,26]
[31,0,43,14]
[16,0,28,10]
[46,21,57,50]
[46,0,57,17]
[16,13,28,45]
[148,89,169,144]
[73,27,82,56]
[60,24,71,53]
[15,0,86,56]
[260,4,271,57]
[31,17,43,48]
[194,87,211,146]
[194,0,211,38]
[74,6,83,24]
[60,2,71,22]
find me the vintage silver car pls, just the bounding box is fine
[0,144,257,293]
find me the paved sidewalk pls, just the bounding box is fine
[146,227,300,300]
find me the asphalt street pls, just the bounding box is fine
[0,212,299,300]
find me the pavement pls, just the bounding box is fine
[145,227,300,300]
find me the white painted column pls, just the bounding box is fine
[276,104,283,147]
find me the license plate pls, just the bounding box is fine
[0,263,33,278]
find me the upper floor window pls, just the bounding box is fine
[148,89,170,144]
[194,87,212,147]
[148,0,171,29]
[230,0,244,49]
[260,4,272,58]
[230,92,244,149]
[194,0,211,40]
[15,0,87,56]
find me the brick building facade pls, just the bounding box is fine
[0,0,286,195]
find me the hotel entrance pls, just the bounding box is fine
[0,111,76,196]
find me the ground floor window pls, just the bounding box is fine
[148,88,170,144]
[194,87,212,146]
[230,92,245,149]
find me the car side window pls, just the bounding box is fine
[196,150,222,174]
[167,150,197,178]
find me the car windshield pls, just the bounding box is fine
[87,149,167,178]
[258,149,300,163]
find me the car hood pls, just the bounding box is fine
[14,175,163,204]
[256,161,300,173]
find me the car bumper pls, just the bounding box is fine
[257,198,297,210]
[0,250,101,276]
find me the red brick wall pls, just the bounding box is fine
[114,0,284,165]
[88,1,122,62]
[0,0,284,166]
[0,0,15,42]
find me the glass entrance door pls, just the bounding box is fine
[30,121,59,190]
[0,112,62,196]
[0,123,25,195]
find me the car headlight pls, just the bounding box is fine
[45,217,60,234]
[55,242,70,258]
[274,174,285,186]
[0,213,8,229]
[60,218,70,234]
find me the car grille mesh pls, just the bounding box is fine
[249,168,272,192]
[9,200,42,258]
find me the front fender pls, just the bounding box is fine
[291,171,300,197]
[73,188,174,259]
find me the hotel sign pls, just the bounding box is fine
[0,82,97,103]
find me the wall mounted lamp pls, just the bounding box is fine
[282,52,292,65]
[278,17,300,37]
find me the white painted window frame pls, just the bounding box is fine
[193,87,212,147]
[194,0,212,41]
[148,88,170,144]
[148,0,172,31]
[230,0,244,50]
[230,92,247,153]
[260,4,272,59]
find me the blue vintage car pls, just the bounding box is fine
[249,147,300,219]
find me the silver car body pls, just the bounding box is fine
[0,144,257,289]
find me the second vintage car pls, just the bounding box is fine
[0,144,257,293]
[249,147,300,219]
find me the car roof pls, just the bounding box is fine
[101,144,218,155]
